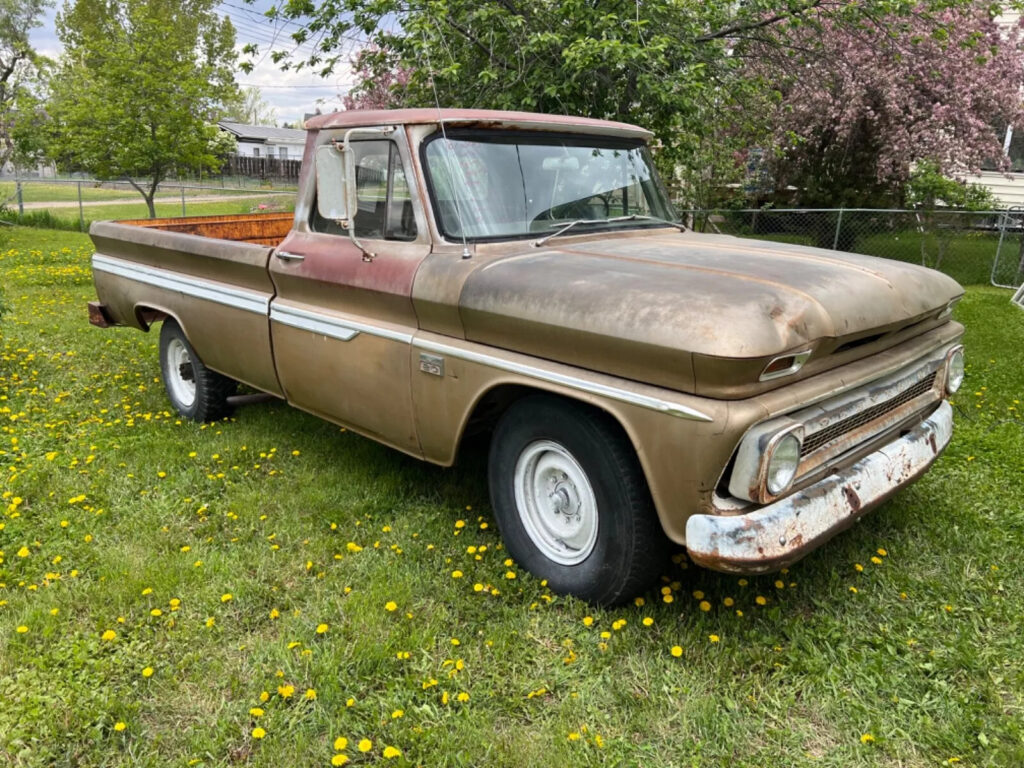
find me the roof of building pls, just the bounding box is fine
[302,109,652,139]
[218,121,307,144]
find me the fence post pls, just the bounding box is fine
[78,181,85,232]
[16,179,24,216]
[832,207,845,250]
[181,184,186,217]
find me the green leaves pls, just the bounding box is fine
[49,0,240,217]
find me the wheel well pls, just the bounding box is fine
[461,384,637,458]
[135,305,169,331]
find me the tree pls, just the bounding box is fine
[243,0,974,204]
[50,0,239,217]
[223,85,277,126]
[744,6,1024,207]
[0,0,50,170]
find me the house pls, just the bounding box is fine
[217,121,306,160]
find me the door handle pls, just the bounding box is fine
[275,250,305,262]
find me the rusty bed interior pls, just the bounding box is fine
[114,213,293,247]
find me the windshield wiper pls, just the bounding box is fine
[532,214,686,247]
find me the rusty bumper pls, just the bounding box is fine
[88,301,116,328]
[685,400,953,574]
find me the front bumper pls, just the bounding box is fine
[685,400,953,574]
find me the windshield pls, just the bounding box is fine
[423,132,678,241]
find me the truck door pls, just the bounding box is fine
[267,131,430,456]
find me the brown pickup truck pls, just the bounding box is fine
[88,108,965,604]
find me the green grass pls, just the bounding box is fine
[1,197,295,232]
[1,227,1023,767]
[2,181,297,204]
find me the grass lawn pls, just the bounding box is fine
[1,227,1022,767]
[1,181,297,205]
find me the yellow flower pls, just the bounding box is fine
[142,667,154,678]
[877,548,888,557]
[568,732,581,741]
[269,608,280,620]
[383,746,402,759]
[331,755,350,766]
[755,596,767,606]
[692,590,704,600]
[662,594,674,604]
[249,707,264,717]
[505,571,516,580]
[316,623,329,634]
[854,563,864,572]
[699,600,711,612]
[451,570,463,579]
[259,691,270,702]
[723,597,734,607]
[16,625,28,634]
[333,736,348,751]
[392,709,404,719]
[358,738,372,753]
[205,617,215,628]
[774,580,784,589]
[221,593,233,603]
[384,601,397,612]
[16,546,29,558]
[871,556,883,565]
[860,733,875,744]
[670,645,683,657]
[304,688,317,701]
[277,684,294,699]
[113,722,126,732]
[101,629,116,641]
[457,692,469,702]
[642,617,654,626]
[582,616,594,627]
[252,727,266,739]
[150,608,162,617]
[709,634,720,643]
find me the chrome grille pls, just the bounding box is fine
[802,372,937,456]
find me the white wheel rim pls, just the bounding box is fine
[165,338,197,408]
[513,440,598,565]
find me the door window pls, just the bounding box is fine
[312,140,417,241]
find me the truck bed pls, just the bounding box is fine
[112,212,293,246]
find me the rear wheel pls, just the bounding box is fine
[159,319,236,421]
[488,394,668,605]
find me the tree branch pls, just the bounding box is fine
[696,0,826,42]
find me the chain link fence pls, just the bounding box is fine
[684,208,1024,288]
[0,178,296,232]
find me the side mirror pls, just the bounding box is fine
[315,144,355,225]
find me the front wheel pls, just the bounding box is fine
[488,394,668,605]
[159,319,236,421]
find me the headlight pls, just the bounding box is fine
[765,431,801,495]
[945,345,964,394]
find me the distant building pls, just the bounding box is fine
[217,121,306,160]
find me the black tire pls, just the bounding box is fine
[488,394,668,605]
[158,319,236,422]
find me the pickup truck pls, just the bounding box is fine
[88,108,965,605]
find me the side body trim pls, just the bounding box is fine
[414,338,714,422]
[92,253,270,315]
[270,302,414,344]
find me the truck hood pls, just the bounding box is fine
[458,231,963,396]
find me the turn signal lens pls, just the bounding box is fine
[765,433,801,495]
[945,346,965,394]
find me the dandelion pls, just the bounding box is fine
[699,600,711,612]
[331,755,350,766]
[383,746,402,759]
[670,645,683,657]
[451,570,463,579]
[709,634,720,643]
[252,727,266,739]
[269,608,280,620]
[505,571,516,580]
[101,629,117,641]
[316,623,329,634]
[277,684,294,699]
[391,709,404,719]
[333,737,348,751]
[142,667,154,678]
[205,617,215,628]
[16,546,29,558]
[568,732,581,741]
[871,556,882,565]
[150,608,163,617]
[249,707,264,717]
[723,597,734,607]
[774,580,784,589]
[113,722,126,732]
[860,733,875,744]
[304,688,317,701]
[457,692,470,702]
[473,583,484,592]
[221,593,233,603]
[358,739,372,753]
[16,625,28,634]
[642,617,654,627]
[582,616,594,627]
[755,596,767,606]
[384,601,397,612]
[854,563,864,572]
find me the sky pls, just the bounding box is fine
[29,0,361,126]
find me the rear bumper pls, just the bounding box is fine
[685,400,953,574]
[88,301,116,328]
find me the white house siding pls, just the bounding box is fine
[964,171,1024,208]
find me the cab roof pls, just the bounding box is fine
[303,108,652,140]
